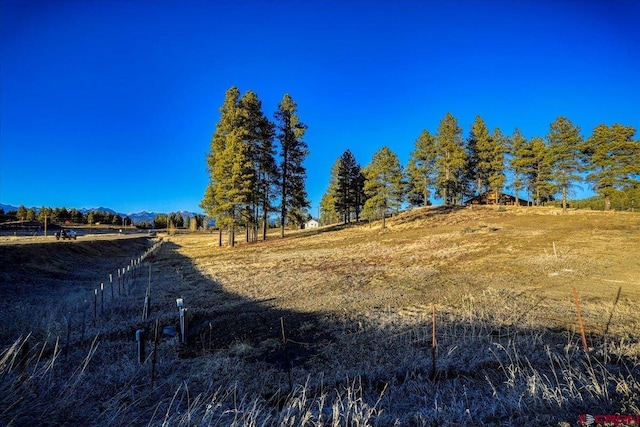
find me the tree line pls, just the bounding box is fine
[3,206,133,226]
[320,113,639,227]
[200,87,309,246]
[1,206,206,230]
[146,213,206,231]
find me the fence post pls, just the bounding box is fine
[136,329,145,364]
[281,317,293,390]
[431,305,438,381]
[573,288,589,352]
[604,286,622,337]
[151,319,159,387]
[142,294,150,320]
[177,298,187,344]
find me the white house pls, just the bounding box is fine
[305,219,319,229]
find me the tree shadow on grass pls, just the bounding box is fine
[1,237,639,427]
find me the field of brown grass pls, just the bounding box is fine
[173,205,639,332]
[1,205,639,426]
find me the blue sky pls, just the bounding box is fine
[1,0,638,215]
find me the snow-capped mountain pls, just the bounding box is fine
[1,203,201,225]
[79,207,118,215]
[126,211,158,225]
[0,203,19,212]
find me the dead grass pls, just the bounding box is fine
[171,206,640,323]
[1,206,639,426]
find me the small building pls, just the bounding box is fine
[464,191,529,206]
[304,219,320,229]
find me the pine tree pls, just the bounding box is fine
[38,207,52,223]
[352,166,366,221]
[224,128,254,244]
[335,150,355,223]
[201,87,238,233]
[527,137,555,206]
[275,94,309,236]
[320,191,340,225]
[17,205,27,222]
[407,130,437,207]
[153,214,168,229]
[333,149,364,224]
[435,113,467,204]
[239,90,277,241]
[583,123,640,210]
[546,116,583,212]
[467,116,491,196]
[487,127,507,203]
[320,159,341,225]
[362,146,404,229]
[200,86,253,246]
[507,128,528,205]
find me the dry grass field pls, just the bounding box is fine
[1,205,639,426]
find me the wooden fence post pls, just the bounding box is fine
[136,329,145,364]
[431,305,438,380]
[152,319,159,388]
[281,317,293,391]
[573,288,589,352]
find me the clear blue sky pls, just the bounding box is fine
[1,0,638,215]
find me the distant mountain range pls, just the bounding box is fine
[0,203,200,225]
[78,207,118,215]
[0,204,19,213]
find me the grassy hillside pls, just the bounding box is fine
[176,205,639,328]
[1,206,639,426]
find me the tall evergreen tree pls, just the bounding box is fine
[38,206,52,223]
[407,130,437,207]
[507,128,528,205]
[526,137,556,206]
[320,191,340,225]
[583,123,640,210]
[154,214,168,229]
[435,113,467,204]
[487,127,507,203]
[201,86,253,246]
[320,159,341,225]
[335,150,355,224]
[334,149,364,224]
[239,90,277,241]
[224,128,254,244]
[275,94,309,236]
[546,116,583,212]
[201,86,239,234]
[169,212,184,228]
[17,205,27,222]
[467,116,492,196]
[352,166,366,221]
[362,146,404,229]
[69,208,84,224]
